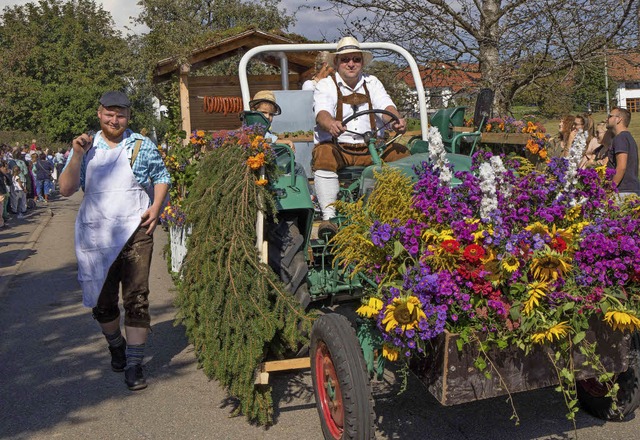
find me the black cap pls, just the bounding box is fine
[99,91,131,108]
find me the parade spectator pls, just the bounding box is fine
[12,166,27,218]
[34,152,54,203]
[579,122,612,169]
[606,107,640,199]
[0,161,9,228]
[1,160,13,222]
[59,91,171,391]
[54,148,66,186]
[548,115,574,158]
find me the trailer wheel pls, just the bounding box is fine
[577,332,640,420]
[310,313,375,440]
[267,220,310,309]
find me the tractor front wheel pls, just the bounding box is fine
[310,313,375,440]
[577,332,640,420]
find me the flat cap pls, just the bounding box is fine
[99,91,131,108]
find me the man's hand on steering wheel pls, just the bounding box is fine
[328,119,346,138]
[391,117,407,134]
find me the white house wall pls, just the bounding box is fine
[616,82,640,108]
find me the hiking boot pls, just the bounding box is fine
[108,340,126,372]
[125,365,147,391]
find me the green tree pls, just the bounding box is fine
[0,0,130,141]
[327,0,637,114]
[134,0,295,67]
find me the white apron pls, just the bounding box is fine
[75,144,150,307]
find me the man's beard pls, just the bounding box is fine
[101,124,126,140]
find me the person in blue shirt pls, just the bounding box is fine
[59,91,171,391]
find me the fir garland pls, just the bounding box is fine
[175,138,311,425]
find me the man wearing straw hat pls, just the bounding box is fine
[312,36,409,228]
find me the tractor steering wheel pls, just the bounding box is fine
[334,109,401,156]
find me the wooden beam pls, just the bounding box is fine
[253,357,311,385]
[179,64,191,143]
[261,357,310,373]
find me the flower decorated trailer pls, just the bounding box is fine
[176,42,640,439]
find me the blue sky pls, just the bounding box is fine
[0,0,347,40]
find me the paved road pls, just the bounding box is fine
[1,192,639,439]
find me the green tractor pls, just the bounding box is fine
[238,43,640,440]
[238,42,476,439]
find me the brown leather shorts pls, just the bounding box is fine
[312,141,410,172]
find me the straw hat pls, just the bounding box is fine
[326,36,373,66]
[249,90,281,115]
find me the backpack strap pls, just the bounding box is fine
[130,139,143,167]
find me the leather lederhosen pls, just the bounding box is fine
[331,74,377,144]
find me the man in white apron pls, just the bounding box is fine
[59,91,171,391]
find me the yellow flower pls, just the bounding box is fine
[525,221,550,237]
[531,321,572,344]
[246,152,265,170]
[522,281,549,315]
[564,205,582,222]
[196,130,205,137]
[604,310,640,332]
[255,178,268,186]
[382,345,399,361]
[530,249,571,282]
[595,165,608,180]
[356,297,384,319]
[381,295,426,332]
[501,253,520,273]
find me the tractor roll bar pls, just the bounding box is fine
[238,43,429,140]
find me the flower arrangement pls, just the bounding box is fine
[159,126,275,229]
[333,152,640,421]
[483,116,552,163]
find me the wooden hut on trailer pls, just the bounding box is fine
[153,28,317,135]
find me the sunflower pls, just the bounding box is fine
[530,249,571,282]
[550,224,573,246]
[604,310,640,332]
[356,297,384,319]
[382,295,427,332]
[382,345,399,361]
[531,321,572,344]
[522,281,549,315]
[501,253,520,273]
[525,221,550,238]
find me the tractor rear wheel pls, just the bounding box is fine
[577,332,640,420]
[310,313,375,440]
[267,219,310,309]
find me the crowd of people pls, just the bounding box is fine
[548,108,639,198]
[0,141,68,228]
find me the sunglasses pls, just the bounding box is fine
[339,56,362,64]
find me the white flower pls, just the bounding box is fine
[479,162,498,221]
[490,155,511,199]
[561,129,588,202]
[427,126,451,185]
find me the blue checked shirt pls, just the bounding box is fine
[65,129,171,198]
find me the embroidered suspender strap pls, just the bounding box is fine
[330,74,376,131]
[331,74,344,122]
[361,82,377,131]
[130,139,143,167]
